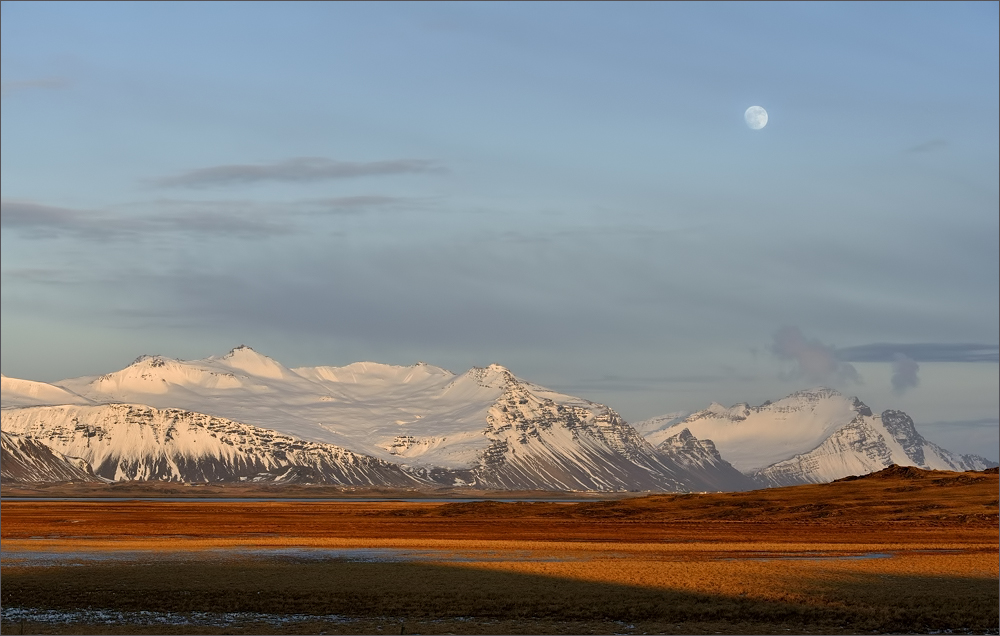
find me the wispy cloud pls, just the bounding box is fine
[0,200,79,227]
[836,343,999,363]
[891,352,919,394]
[1,196,421,241]
[1,77,69,97]
[906,139,948,153]
[923,418,1000,431]
[153,157,442,188]
[770,326,861,385]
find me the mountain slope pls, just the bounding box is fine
[0,431,100,483]
[1,374,92,408]
[753,409,997,486]
[641,388,876,472]
[1,347,755,492]
[0,404,420,485]
[445,367,748,491]
[655,429,759,491]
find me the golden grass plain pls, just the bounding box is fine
[1,467,997,634]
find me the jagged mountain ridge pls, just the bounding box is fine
[1,431,100,483]
[656,429,758,491]
[453,367,747,491]
[753,409,996,486]
[6,348,987,490]
[0,404,420,485]
[1,347,753,491]
[640,388,875,472]
[637,388,996,486]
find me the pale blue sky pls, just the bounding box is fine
[2,2,997,457]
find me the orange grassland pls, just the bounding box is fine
[1,466,997,634]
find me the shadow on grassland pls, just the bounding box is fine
[1,558,997,635]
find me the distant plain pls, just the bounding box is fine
[1,467,997,635]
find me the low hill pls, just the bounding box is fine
[417,465,999,526]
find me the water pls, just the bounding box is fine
[1,545,583,566]
[0,606,353,627]
[721,551,893,562]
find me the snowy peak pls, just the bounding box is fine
[701,402,751,420]
[658,428,721,461]
[86,354,245,395]
[652,388,874,472]
[216,345,291,379]
[1,375,92,408]
[466,364,518,389]
[1,404,420,485]
[785,387,844,402]
[655,428,757,491]
[753,409,997,486]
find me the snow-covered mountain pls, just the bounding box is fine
[637,388,863,473]
[0,374,91,408]
[655,429,758,491]
[0,347,751,491]
[0,404,421,485]
[8,348,984,490]
[753,409,996,486]
[1,431,100,483]
[637,388,996,485]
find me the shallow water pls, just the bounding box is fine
[721,551,893,562]
[0,545,584,566]
[0,606,353,627]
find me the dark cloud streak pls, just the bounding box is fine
[153,157,442,188]
[837,343,999,363]
[1,77,69,97]
[905,139,948,153]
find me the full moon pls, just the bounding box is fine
[745,106,768,130]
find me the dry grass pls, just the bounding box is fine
[1,467,997,634]
[2,551,996,634]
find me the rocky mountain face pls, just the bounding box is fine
[3,347,992,491]
[636,388,996,487]
[1,431,100,483]
[641,388,863,473]
[0,404,420,486]
[0,348,755,492]
[752,409,996,486]
[656,429,758,491]
[448,367,751,491]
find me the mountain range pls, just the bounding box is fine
[1,346,995,490]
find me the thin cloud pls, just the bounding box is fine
[0,200,104,239]
[153,157,442,188]
[906,139,948,153]
[1,196,426,241]
[923,418,1000,431]
[891,353,919,394]
[770,326,861,385]
[836,343,999,363]
[143,211,293,238]
[0,200,79,228]
[1,198,290,240]
[1,77,69,97]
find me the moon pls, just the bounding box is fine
[744,106,768,130]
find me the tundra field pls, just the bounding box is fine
[1,467,997,635]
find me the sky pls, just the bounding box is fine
[2,2,998,458]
